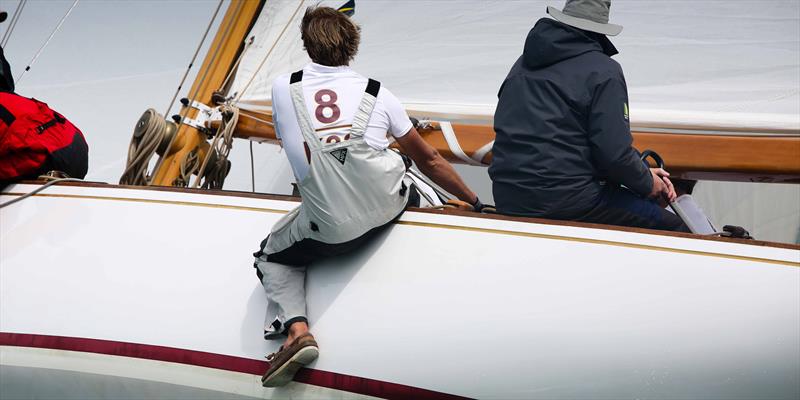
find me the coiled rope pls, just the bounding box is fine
[176,150,200,187]
[119,109,167,185]
[194,105,238,189]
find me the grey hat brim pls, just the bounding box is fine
[546,6,622,36]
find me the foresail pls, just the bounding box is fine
[228,0,800,134]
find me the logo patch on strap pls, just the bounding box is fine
[329,148,348,165]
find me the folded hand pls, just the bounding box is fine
[649,168,677,204]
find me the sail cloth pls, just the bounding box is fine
[228,0,800,135]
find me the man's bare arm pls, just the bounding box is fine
[395,127,478,204]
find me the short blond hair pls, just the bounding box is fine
[301,6,360,66]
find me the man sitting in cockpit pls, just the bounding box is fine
[489,0,689,232]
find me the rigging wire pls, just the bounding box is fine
[234,0,305,103]
[15,0,79,85]
[0,0,27,48]
[239,111,274,126]
[217,35,255,97]
[249,141,255,192]
[150,0,240,184]
[0,177,83,209]
[163,0,224,118]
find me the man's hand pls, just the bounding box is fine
[649,168,677,204]
[444,197,495,213]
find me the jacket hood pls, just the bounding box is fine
[523,18,618,69]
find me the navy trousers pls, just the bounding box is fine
[577,186,690,233]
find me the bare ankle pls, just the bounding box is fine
[285,322,310,346]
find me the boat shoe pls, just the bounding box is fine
[261,333,319,387]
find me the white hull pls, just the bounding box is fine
[1,183,798,399]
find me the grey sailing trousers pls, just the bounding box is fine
[255,254,307,340]
[254,192,417,340]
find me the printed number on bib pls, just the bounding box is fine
[314,89,340,123]
[323,133,351,144]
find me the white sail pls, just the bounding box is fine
[230,0,800,133]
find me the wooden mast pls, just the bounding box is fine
[150,0,265,186]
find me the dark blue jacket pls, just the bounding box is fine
[489,18,652,219]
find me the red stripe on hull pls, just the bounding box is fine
[0,332,470,400]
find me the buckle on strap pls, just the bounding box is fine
[36,117,63,134]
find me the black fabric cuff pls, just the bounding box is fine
[281,316,308,334]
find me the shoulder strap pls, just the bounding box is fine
[0,104,14,126]
[287,70,323,151]
[290,70,303,84]
[348,79,380,138]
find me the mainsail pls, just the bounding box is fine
[229,0,800,134]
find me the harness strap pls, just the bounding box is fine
[0,104,14,126]
[289,70,323,151]
[348,78,380,139]
[290,70,303,84]
[288,70,382,148]
[36,117,63,134]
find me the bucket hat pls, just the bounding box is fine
[547,0,622,36]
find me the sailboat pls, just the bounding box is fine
[2,1,799,399]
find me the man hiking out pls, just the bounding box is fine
[253,6,480,387]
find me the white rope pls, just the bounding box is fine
[239,111,274,126]
[194,105,238,189]
[219,35,255,96]
[472,140,494,164]
[437,121,484,166]
[234,0,305,103]
[0,0,27,48]
[406,167,452,202]
[119,109,167,186]
[15,0,79,85]
[176,150,200,187]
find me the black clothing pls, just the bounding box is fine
[490,18,652,221]
[253,188,419,267]
[0,46,14,93]
[578,186,689,233]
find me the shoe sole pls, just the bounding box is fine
[261,345,319,387]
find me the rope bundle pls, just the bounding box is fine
[195,105,238,189]
[119,109,168,185]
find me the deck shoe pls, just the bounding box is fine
[261,333,319,387]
